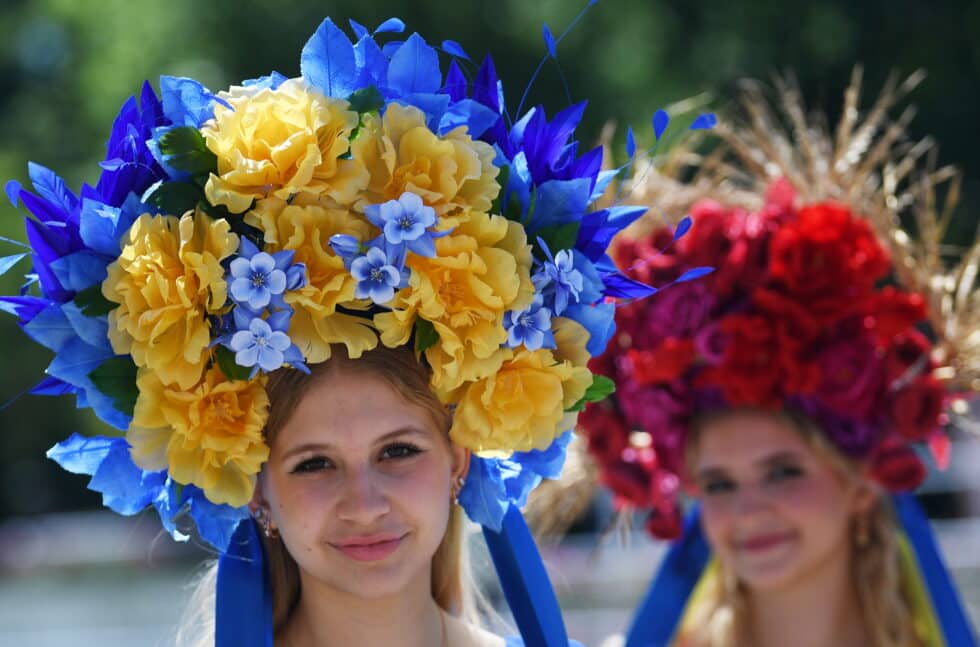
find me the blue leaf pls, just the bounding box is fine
[31,376,73,396]
[0,253,27,277]
[301,18,358,98]
[438,99,500,138]
[458,457,509,531]
[564,302,616,356]
[542,24,557,58]
[6,179,23,207]
[374,17,406,34]
[158,76,223,128]
[625,126,636,158]
[689,113,718,130]
[653,109,669,140]
[673,215,693,240]
[387,33,441,96]
[441,39,470,61]
[676,266,715,282]
[47,433,116,475]
[348,19,369,40]
[28,162,77,214]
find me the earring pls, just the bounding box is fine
[450,475,465,504]
[855,515,870,549]
[252,507,279,539]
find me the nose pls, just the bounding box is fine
[731,484,772,518]
[336,466,391,525]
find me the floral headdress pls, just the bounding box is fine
[579,70,978,540]
[0,10,700,557]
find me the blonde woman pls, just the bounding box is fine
[579,72,978,647]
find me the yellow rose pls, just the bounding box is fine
[103,211,237,390]
[352,102,499,216]
[449,344,593,454]
[203,78,368,213]
[128,366,270,508]
[245,196,379,363]
[374,210,533,394]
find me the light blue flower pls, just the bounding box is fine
[503,299,555,351]
[365,191,443,257]
[532,242,584,315]
[230,252,286,310]
[328,234,362,267]
[229,317,291,373]
[351,246,402,304]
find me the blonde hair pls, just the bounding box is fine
[676,409,926,647]
[174,344,481,646]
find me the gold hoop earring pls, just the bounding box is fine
[450,474,465,504]
[855,515,870,549]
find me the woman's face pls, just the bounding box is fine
[254,368,468,600]
[692,411,873,593]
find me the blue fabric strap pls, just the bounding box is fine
[894,493,978,646]
[625,506,710,647]
[215,518,273,647]
[482,505,570,647]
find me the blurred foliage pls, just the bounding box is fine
[0,0,977,517]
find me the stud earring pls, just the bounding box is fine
[450,475,466,504]
[252,507,279,539]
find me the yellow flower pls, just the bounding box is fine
[203,78,368,213]
[351,102,499,217]
[449,343,593,454]
[245,196,379,363]
[128,366,270,507]
[374,210,533,394]
[103,211,237,390]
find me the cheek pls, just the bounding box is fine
[700,498,737,549]
[771,476,850,538]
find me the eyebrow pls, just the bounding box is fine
[279,426,430,461]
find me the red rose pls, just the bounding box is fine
[626,338,697,385]
[699,314,783,407]
[814,334,884,419]
[866,287,927,346]
[890,376,944,441]
[882,330,933,384]
[580,403,629,466]
[752,289,822,393]
[769,202,890,324]
[679,200,754,297]
[869,441,927,492]
[614,226,681,286]
[602,461,653,509]
[645,501,683,540]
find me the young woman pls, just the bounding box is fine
[577,72,978,647]
[4,9,641,646]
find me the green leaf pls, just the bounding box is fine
[158,126,218,176]
[490,165,510,215]
[215,345,252,381]
[414,318,439,353]
[567,374,616,412]
[145,180,206,216]
[88,357,139,417]
[534,221,581,258]
[74,284,117,317]
[347,86,384,114]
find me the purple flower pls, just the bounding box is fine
[229,252,287,310]
[351,247,402,304]
[532,242,584,315]
[229,317,291,373]
[503,299,555,351]
[365,192,443,258]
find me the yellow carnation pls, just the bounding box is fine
[103,211,237,390]
[449,343,593,454]
[245,196,379,363]
[374,210,533,394]
[128,366,270,507]
[352,102,499,216]
[202,78,368,213]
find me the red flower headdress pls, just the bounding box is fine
[577,70,978,539]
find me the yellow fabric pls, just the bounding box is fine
[671,534,948,646]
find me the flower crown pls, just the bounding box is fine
[583,180,948,539]
[1,13,688,550]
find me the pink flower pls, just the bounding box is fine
[815,334,883,418]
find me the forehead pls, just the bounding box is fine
[693,411,812,471]
[274,370,440,450]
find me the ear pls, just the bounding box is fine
[249,472,270,517]
[451,445,471,482]
[850,474,880,517]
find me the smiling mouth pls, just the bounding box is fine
[737,531,795,553]
[330,533,408,562]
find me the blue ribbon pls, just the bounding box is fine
[215,518,273,647]
[482,505,570,647]
[624,506,710,647]
[894,493,978,646]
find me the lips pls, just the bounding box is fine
[737,531,795,553]
[331,533,407,562]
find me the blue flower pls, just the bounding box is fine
[533,243,584,315]
[229,317,291,373]
[230,252,287,311]
[351,246,402,304]
[329,233,363,267]
[503,299,555,351]
[365,191,444,258]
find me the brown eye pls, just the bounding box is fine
[380,443,422,461]
[291,456,332,474]
[768,464,804,483]
[702,478,736,496]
